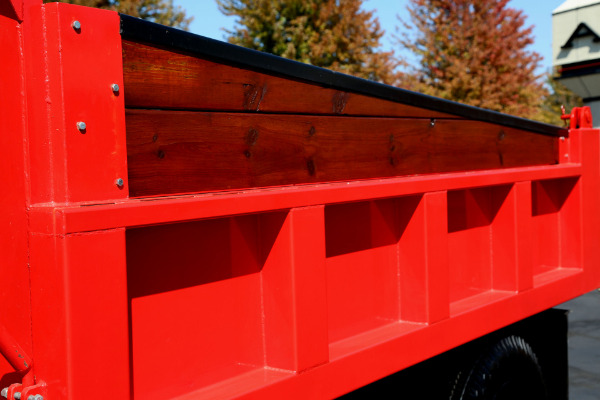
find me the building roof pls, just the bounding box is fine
[554,0,600,15]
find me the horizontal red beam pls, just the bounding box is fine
[29,163,581,235]
[177,270,588,399]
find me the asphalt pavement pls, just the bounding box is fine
[559,289,600,400]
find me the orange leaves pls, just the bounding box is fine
[398,0,545,119]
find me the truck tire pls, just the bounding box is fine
[450,335,548,400]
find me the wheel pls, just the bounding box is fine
[450,335,548,400]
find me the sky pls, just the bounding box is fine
[173,0,567,74]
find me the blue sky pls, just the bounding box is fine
[173,0,566,73]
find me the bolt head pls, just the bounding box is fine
[111,83,120,93]
[14,392,21,400]
[115,178,124,187]
[72,20,81,30]
[76,121,87,132]
[1,387,7,398]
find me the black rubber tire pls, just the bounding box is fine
[450,335,548,400]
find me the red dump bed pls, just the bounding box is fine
[0,1,599,399]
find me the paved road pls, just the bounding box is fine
[560,289,600,400]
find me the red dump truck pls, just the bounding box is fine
[1,1,599,399]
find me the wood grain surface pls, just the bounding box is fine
[122,41,460,118]
[125,110,558,197]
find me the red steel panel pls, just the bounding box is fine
[51,4,128,202]
[29,229,129,400]
[325,200,402,341]
[126,217,266,399]
[23,2,127,205]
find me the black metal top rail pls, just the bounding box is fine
[120,14,564,137]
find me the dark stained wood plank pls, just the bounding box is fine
[122,41,460,118]
[125,110,558,197]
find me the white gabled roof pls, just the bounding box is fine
[554,0,600,14]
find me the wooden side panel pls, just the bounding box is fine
[122,41,458,118]
[126,110,558,197]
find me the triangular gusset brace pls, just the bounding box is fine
[562,22,600,49]
[0,0,22,21]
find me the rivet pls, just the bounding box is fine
[72,20,81,31]
[111,83,120,93]
[564,153,569,158]
[430,118,436,127]
[115,178,124,188]
[76,121,87,132]
[560,136,565,141]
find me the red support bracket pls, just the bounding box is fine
[0,0,21,20]
[0,325,46,399]
[0,325,32,375]
[561,106,593,130]
[2,381,47,400]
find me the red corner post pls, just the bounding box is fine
[0,0,130,399]
[0,0,39,398]
[564,107,600,291]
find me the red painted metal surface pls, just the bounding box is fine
[2,1,600,399]
[0,0,22,20]
[0,2,34,397]
[0,324,32,374]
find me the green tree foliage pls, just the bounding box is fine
[398,0,546,119]
[44,0,192,30]
[534,73,583,126]
[217,0,397,84]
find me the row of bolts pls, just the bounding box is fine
[0,388,42,400]
[73,19,124,188]
[75,81,124,188]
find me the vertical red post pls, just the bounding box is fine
[514,182,534,291]
[491,182,533,292]
[262,206,329,372]
[0,0,36,389]
[572,124,600,288]
[19,1,131,398]
[399,192,449,323]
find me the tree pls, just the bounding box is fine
[217,0,397,84]
[534,72,583,126]
[397,0,546,119]
[44,0,192,30]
